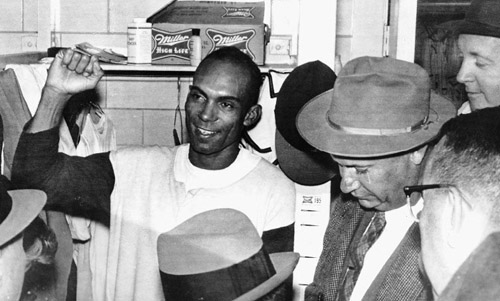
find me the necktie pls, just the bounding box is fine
[341,211,386,300]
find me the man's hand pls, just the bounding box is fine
[45,48,104,97]
[26,49,104,133]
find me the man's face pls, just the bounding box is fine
[457,34,500,111]
[0,236,26,300]
[334,153,418,211]
[186,60,255,167]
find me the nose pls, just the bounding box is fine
[339,168,360,194]
[456,59,472,84]
[199,101,217,122]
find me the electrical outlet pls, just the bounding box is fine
[21,35,37,52]
[269,35,291,55]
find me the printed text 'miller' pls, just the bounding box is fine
[209,30,255,47]
[213,35,247,47]
[155,34,189,46]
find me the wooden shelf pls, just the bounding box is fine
[100,62,294,74]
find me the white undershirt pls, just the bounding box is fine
[458,101,471,115]
[349,199,423,301]
[174,144,260,192]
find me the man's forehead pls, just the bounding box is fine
[333,154,405,166]
[333,157,374,166]
[459,34,500,53]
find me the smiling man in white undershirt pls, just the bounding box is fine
[298,56,456,301]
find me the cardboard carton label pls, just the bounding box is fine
[222,7,256,19]
[152,28,191,62]
[206,28,256,60]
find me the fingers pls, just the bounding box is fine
[88,55,104,78]
[58,49,101,77]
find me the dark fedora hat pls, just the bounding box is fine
[0,177,46,247]
[157,208,300,301]
[458,0,500,39]
[275,60,338,185]
[297,56,456,158]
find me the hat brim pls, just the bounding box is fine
[234,252,300,301]
[297,89,457,158]
[0,190,46,246]
[275,129,337,186]
[458,20,500,39]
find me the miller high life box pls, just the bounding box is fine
[147,1,268,65]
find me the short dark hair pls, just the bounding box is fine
[196,47,263,107]
[427,106,500,221]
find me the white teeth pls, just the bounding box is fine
[199,128,215,135]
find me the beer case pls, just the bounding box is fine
[147,1,268,65]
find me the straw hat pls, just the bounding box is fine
[157,208,299,301]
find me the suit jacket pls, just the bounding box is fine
[438,232,500,301]
[305,194,432,301]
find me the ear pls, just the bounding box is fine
[448,187,463,229]
[410,145,428,165]
[243,104,262,128]
[446,186,472,247]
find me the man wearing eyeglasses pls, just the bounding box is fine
[298,56,456,301]
[415,107,500,300]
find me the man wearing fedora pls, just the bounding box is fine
[0,178,49,300]
[456,0,500,114]
[298,56,456,301]
[12,47,296,300]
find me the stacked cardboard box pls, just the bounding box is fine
[147,1,268,65]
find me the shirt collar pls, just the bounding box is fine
[385,197,423,225]
[174,144,260,192]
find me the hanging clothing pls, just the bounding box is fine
[59,108,116,301]
[241,71,289,164]
[0,68,32,178]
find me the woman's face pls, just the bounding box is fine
[0,236,26,300]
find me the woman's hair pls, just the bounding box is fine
[21,216,58,299]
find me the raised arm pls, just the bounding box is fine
[12,49,113,222]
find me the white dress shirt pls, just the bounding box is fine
[349,199,423,301]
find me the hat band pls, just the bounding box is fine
[328,115,429,136]
[160,246,276,301]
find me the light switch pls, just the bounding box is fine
[21,35,38,52]
[269,35,292,55]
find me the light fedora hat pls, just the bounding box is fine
[458,0,500,39]
[297,56,456,158]
[275,60,338,185]
[157,208,299,301]
[0,178,47,247]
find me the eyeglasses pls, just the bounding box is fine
[403,184,453,223]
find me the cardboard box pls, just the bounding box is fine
[147,1,268,65]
